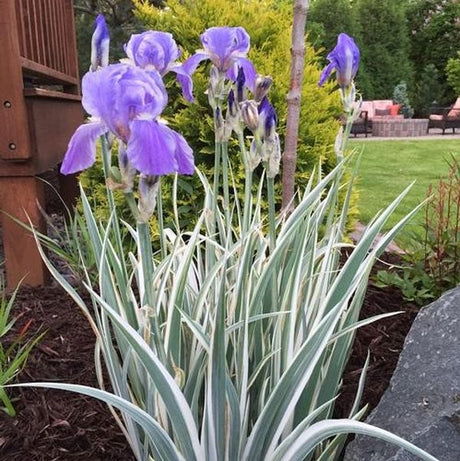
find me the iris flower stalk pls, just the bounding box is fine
[183,26,257,231]
[318,32,362,242]
[61,22,195,365]
[318,32,361,161]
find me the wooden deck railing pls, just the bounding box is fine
[0,0,82,289]
[15,0,79,88]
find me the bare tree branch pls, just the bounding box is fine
[281,0,309,211]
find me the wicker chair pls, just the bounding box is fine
[428,99,460,134]
[351,110,371,137]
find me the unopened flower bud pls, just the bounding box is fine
[254,75,273,102]
[240,100,259,132]
[224,90,241,139]
[138,175,160,222]
[249,138,261,171]
[215,107,225,141]
[90,14,110,71]
[228,90,238,118]
[258,97,277,141]
[265,133,281,178]
[118,143,136,192]
[236,67,247,104]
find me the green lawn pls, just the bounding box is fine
[350,138,460,243]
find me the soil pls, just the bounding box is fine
[0,255,419,460]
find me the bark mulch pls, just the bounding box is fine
[0,256,419,460]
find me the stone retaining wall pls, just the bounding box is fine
[372,119,429,137]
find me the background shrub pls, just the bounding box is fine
[393,81,414,119]
[446,52,460,97]
[307,0,356,56]
[353,0,413,100]
[408,0,460,106]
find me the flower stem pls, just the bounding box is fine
[100,136,129,285]
[211,138,221,235]
[156,178,167,260]
[267,177,276,253]
[238,131,252,234]
[137,220,167,364]
[221,141,231,229]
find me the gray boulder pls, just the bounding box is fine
[344,286,460,461]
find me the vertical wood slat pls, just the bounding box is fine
[27,0,37,62]
[41,0,50,68]
[65,0,79,82]
[36,0,46,66]
[15,0,26,56]
[30,0,41,63]
[24,0,33,62]
[57,0,65,73]
[62,0,70,75]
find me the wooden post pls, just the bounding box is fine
[0,176,48,290]
[0,0,31,161]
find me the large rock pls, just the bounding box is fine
[344,286,460,461]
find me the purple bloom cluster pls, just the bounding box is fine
[61,64,194,176]
[125,31,194,102]
[61,21,267,179]
[182,26,257,92]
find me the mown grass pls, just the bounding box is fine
[350,138,460,245]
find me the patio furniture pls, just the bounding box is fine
[427,99,460,134]
[352,100,403,137]
[0,0,83,289]
[372,118,429,137]
[351,110,371,137]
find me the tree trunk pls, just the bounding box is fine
[281,0,309,211]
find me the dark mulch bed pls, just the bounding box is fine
[0,286,135,461]
[0,256,419,460]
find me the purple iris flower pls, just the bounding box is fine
[90,14,110,71]
[318,33,360,88]
[125,31,194,102]
[182,26,257,93]
[60,63,194,176]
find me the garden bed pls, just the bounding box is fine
[0,255,419,460]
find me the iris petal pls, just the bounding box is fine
[200,27,250,70]
[127,120,194,176]
[318,62,335,87]
[170,128,195,175]
[319,33,360,88]
[125,31,180,74]
[227,58,257,93]
[182,53,210,75]
[60,121,108,174]
[171,65,195,102]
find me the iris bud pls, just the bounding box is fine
[240,100,259,132]
[254,75,273,102]
[90,14,110,71]
[138,175,160,222]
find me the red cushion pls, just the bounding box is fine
[390,104,400,116]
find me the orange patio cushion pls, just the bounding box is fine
[390,104,400,116]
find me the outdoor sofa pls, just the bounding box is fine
[351,100,403,137]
